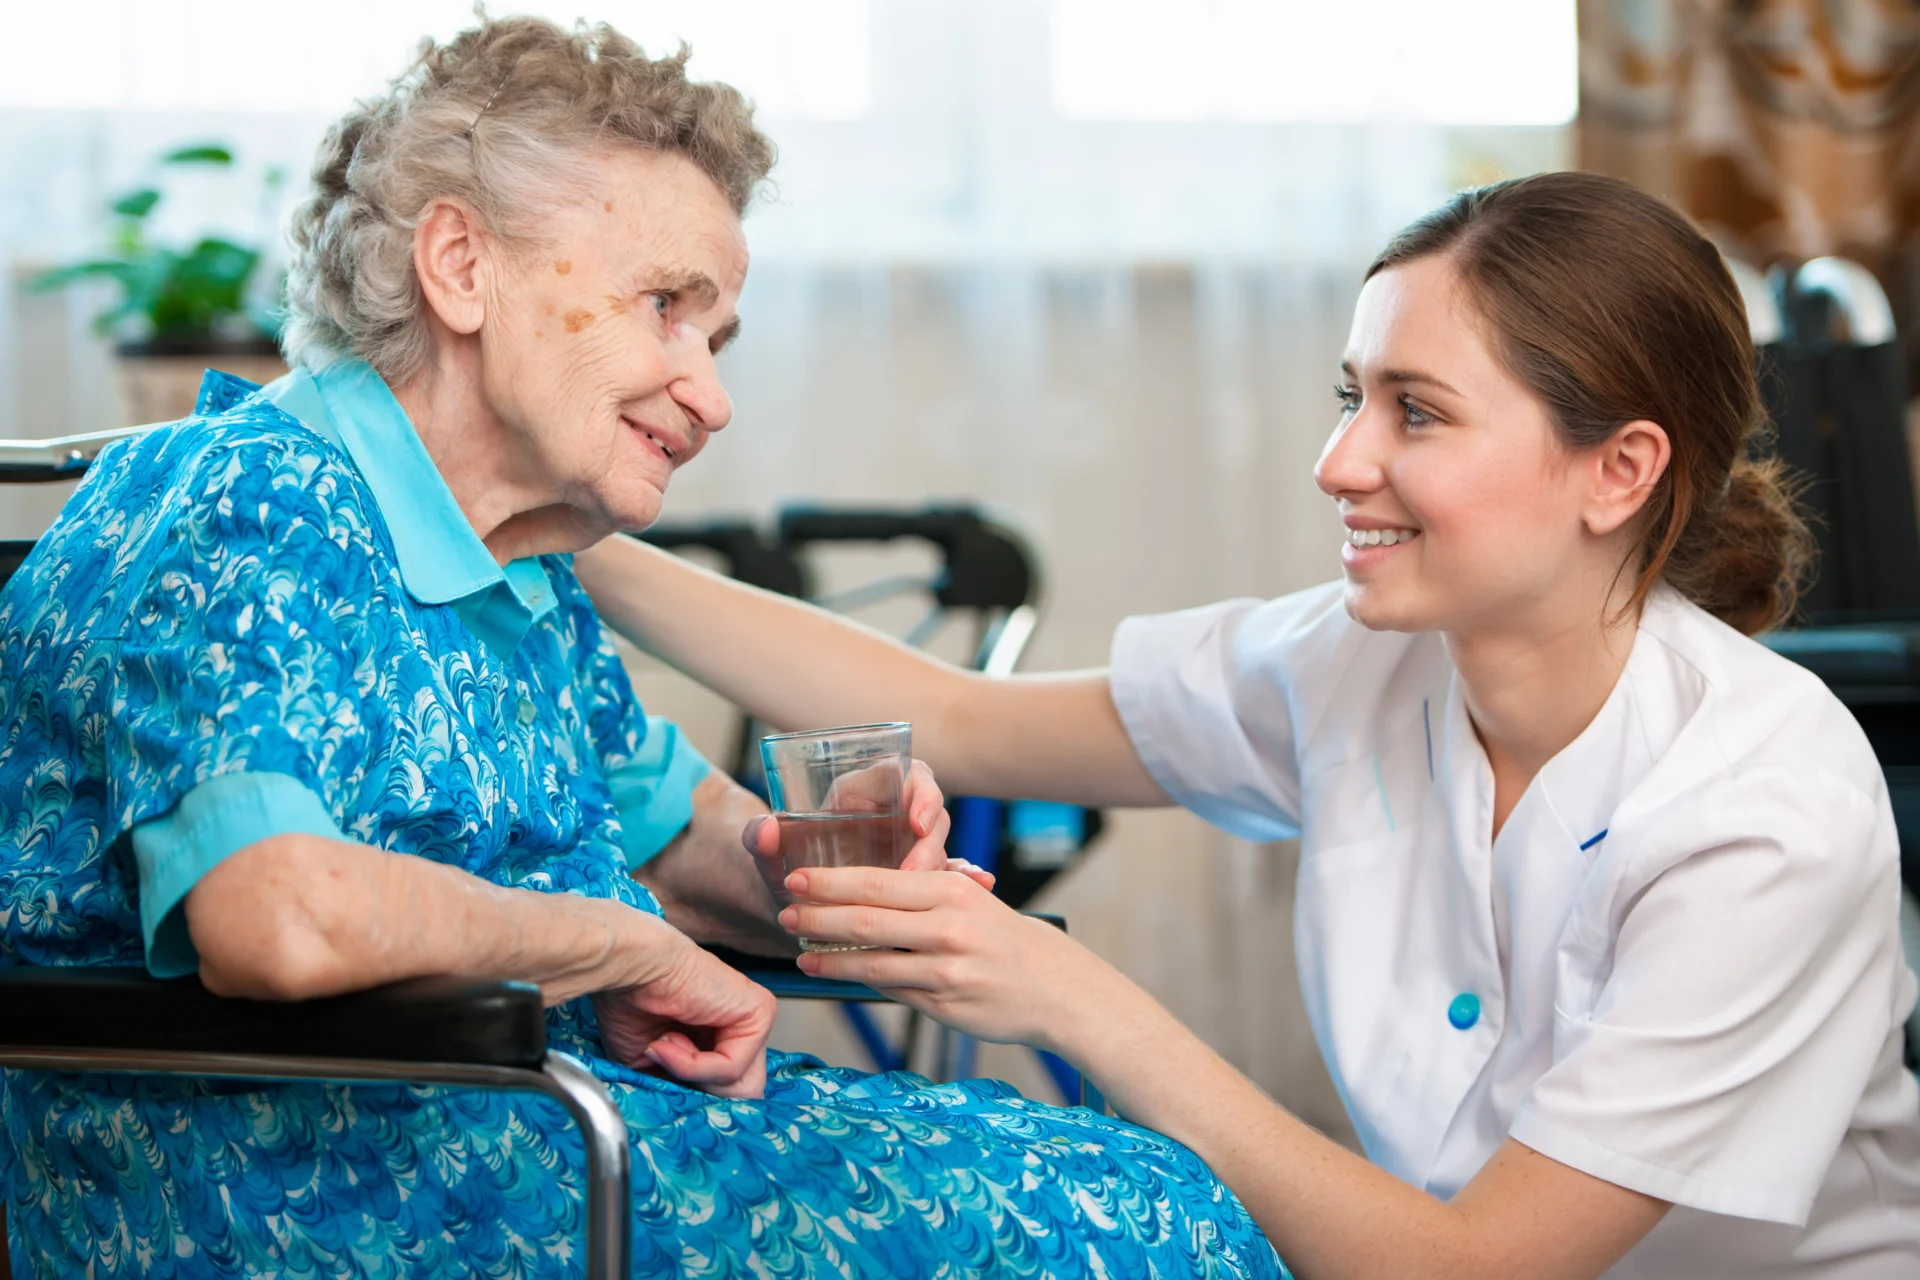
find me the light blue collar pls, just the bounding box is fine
[261,359,556,662]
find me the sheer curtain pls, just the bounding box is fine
[0,0,1574,1137]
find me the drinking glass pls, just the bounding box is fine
[760,722,913,953]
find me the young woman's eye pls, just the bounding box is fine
[1334,384,1361,415]
[1400,396,1435,428]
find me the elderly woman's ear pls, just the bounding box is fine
[411,197,494,338]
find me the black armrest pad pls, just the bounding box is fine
[0,968,546,1070]
[701,945,884,1001]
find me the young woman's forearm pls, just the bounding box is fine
[577,533,968,750]
[1051,965,1662,1280]
[575,533,1168,805]
[186,832,682,1005]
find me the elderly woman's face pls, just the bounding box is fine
[481,149,748,534]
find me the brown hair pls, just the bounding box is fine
[284,14,775,381]
[1366,171,1813,635]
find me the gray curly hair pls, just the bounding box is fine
[282,15,775,381]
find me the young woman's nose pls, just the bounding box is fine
[1313,405,1387,499]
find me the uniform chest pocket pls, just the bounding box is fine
[1299,739,1434,864]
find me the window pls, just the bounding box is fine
[0,0,869,118]
[1052,0,1576,125]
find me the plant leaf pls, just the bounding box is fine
[147,239,260,337]
[162,143,233,165]
[110,188,161,219]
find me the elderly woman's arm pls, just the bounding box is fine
[631,768,796,955]
[185,831,777,1096]
[574,534,1168,807]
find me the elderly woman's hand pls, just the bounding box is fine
[776,866,1098,1050]
[591,926,778,1099]
[740,759,995,906]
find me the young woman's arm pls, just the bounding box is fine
[780,868,1671,1279]
[574,533,1168,806]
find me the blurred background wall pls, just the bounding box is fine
[0,0,1579,1143]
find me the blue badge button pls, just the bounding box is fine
[1448,993,1481,1031]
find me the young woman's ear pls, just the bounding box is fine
[1584,419,1672,537]
[412,197,493,337]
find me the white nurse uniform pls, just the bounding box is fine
[1110,581,1920,1277]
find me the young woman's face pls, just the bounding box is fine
[1315,255,1600,635]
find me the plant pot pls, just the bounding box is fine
[114,337,287,425]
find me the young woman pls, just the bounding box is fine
[574,171,1920,1277]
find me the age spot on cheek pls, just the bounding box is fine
[563,308,596,333]
[603,201,613,213]
[554,260,571,275]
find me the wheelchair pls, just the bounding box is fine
[642,506,1104,1092]
[0,426,1088,1279]
[1743,256,1920,1067]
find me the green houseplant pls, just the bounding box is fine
[32,142,287,423]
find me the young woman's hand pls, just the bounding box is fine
[591,928,778,1099]
[778,866,1098,1049]
[740,760,995,906]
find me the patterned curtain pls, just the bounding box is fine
[1579,1,1920,297]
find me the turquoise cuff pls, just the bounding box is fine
[606,716,713,870]
[131,771,344,979]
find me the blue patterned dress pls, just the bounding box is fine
[0,365,1283,1278]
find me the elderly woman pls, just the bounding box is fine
[0,16,1280,1280]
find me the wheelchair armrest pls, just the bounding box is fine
[704,912,1066,1002]
[0,968,547,1070]
[702,945,883,1000]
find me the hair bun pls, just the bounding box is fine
[1667,453,1815,634]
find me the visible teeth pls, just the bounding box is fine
[1348,527,1417,547]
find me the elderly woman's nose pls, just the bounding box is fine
[669,341,734,430]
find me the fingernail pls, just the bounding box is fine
[778,907,798,928]
[786,871,808,893]
[743,815,769,846]
[796,953,821,974]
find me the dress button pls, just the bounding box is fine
[516,696,537,725]
[1447,993,1481,1031]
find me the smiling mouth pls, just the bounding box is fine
[624,418,678,460]
[1346,527,1420,547]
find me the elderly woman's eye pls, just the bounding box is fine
[648,292,671,317]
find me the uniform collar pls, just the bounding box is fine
[1434,590,1673,862]
[242,361,557,662]
[1521,589,1685,857]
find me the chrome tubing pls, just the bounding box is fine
[541,1051,633,1280]
[1794,257,1897,346]
[0,1047,631,1280]
[0,423,165,474]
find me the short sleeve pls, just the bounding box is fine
[562,579,712,869]
[1109,583,1351,842]
[109,434,395,977]
[132,772,343,977]
[1511,767,1906,1225]
[604,716,713,869]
